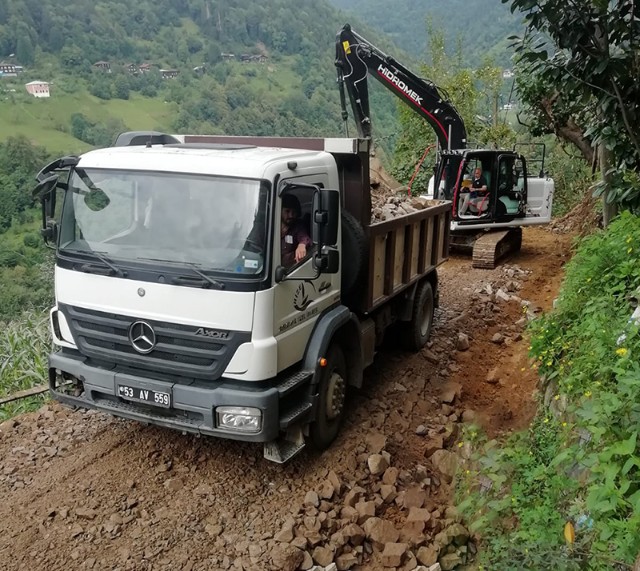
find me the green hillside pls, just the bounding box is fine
[0,0,403,153]
[0,86,176,154]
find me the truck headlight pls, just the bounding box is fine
[216,406,262,433]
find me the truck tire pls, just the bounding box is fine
[403,280,434,351]
[309,344,347,450]
[341,211,367,299]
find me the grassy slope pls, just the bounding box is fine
[0,88,177,155]
[0,56,306,156]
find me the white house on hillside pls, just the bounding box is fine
[25,81,50,98]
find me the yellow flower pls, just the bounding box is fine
[616,347,628,357]
[627,236,633,243]
[628,248,633,254]
[587,277,591,283]
[543,417,549,423]
[584,390,592,398]
[554,395,560,401]
[458,442,464,448]
[562,422,567,427]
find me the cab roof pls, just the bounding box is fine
[76,144,330,179]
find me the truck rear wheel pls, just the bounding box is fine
[309,344,347,450]
[403,280,434,351]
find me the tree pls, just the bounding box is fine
[89,76,112,100]
[16,30,34,65]
[113,75,130,100]
[392,27,481,189]
[0,0,8,25]
[70,113,91,141]
[507,0,640,224]
[0,136,49,230]
[60,44,85,69]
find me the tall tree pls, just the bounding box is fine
[507,0,640,224]
[15,28,35,65]
[392,27,482,189]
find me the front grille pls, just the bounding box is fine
[59,304,250,380]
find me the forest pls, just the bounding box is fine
[329,0,522,66]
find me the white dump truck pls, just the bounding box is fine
[33,132,450,462]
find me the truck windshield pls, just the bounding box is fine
[58,168,269,276]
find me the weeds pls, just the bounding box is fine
[0,310,51,420]
[458,212,640,569]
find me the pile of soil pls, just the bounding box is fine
[549,193,601,237]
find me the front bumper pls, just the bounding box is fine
[49,351,313,443]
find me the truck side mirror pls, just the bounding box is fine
[32,175,60,248]
[313,247,339,274]
[41,219,59,245]
[313,189,339,247]
[33,175,59,218]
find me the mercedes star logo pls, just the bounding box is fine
[129,321,156,354]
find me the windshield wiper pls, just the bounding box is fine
[74,250,127,277]
[175,263,226,290]
[136,257,226,290]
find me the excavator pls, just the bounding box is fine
[335,24,554,268]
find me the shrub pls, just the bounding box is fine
[459,212,640,569]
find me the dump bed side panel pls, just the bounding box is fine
[364,201,450,313]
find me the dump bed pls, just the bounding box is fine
[364,200,450,313]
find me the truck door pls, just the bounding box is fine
[273,175,341,372]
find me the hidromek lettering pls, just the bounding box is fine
[377,65,424,106]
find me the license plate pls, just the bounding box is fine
[117,385,171,408]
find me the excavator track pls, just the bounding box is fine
[472,228,522,269]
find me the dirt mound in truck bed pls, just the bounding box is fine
[370,155,405,202]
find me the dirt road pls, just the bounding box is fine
[0,228,571,571]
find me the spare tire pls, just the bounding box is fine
[340,210,368,300]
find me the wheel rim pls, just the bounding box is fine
[325,371,346,420]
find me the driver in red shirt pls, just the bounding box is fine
[281,194,311,267]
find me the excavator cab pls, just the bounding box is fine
[436,150,528,225]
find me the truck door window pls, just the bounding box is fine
[280,186,316,269]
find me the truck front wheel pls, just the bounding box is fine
[309,344,347,450]
[403,280,435,351]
